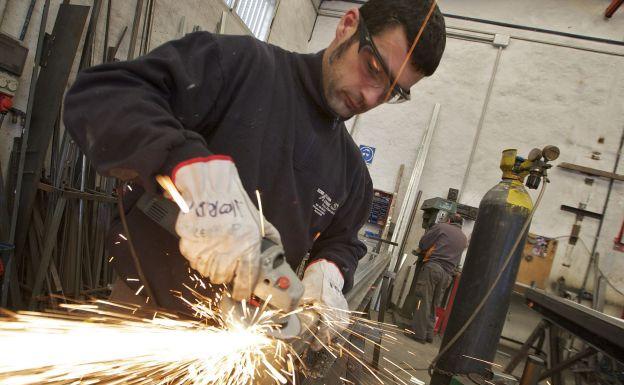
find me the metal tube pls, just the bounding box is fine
[389,103,440,258]
[447,25,624,58]
[519,355,545,385]
[580,129,624,299]
[74,155,87,296]
[19,0,37,41]
[0,0,8,29]
[145,0,155,53]
[325,1,624,47]
[127,0,144,60]
[317,9,624,57]
[139,0,150,56]
[102,0,111,63]
[539,348,596,381]
[1,0,50,308]
[504,320,548,373]
[458,46,502,201]
[397,190,422,260]
[371,190,421,369]
[442,12,624,47]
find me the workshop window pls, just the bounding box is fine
[224,0,278,41]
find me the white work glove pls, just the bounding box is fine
[172,156,281,301]
[300,259,350,351]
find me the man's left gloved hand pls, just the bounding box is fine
[300,259,350,351]
[171,156,281,301]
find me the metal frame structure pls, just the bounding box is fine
[1,1,122,310]
[506,288,624,385]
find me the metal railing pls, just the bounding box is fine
[224,0,277,40]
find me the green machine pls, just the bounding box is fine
[420,197,457,229]
[420,188,478,230]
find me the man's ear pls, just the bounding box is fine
[335,8,360,41]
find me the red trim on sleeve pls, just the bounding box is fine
[171,155,233,184]
[305,259,345,280]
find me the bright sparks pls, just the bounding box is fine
[156,174,190,213]
[0,291,421,384]
[0,290,297,385]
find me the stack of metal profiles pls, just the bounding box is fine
[1,0,158,310]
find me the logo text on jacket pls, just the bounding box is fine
[313,188,339,217]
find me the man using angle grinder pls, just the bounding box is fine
[63,0,446,350]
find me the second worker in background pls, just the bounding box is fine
[407,214,467,343]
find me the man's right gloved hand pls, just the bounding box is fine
[171,155,281,301]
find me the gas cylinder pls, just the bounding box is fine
[431,149,537,384]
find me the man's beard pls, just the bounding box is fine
[329,36,354,65]
[325,38,357,118]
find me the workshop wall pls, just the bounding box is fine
[0,0,317,179]
[268,0,318,53]
[310,1,624,310]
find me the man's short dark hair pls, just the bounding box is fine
[360,0,446,77]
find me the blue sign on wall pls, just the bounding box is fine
[359,145,376,165]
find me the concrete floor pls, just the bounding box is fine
[312,292,584,385]
[315,308,529,385]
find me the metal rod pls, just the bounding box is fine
[109,25,128,61]
[328,1,624,46]
[519,355,546,385]
[372,271,390,369]
[504,320,548,373]
[318,8,624,57]
[0,0,8,28]
[74,155,87,296]
[389,103,440,258]
[539,348,596,381]
[458,46,503,202]
[1,0,50,308]
[442,13,624,47]
[19,0,37,41]
[144,0,155,53]
[127,0,144,60]
[139,0,154,56]
[102,0,111,63]
[28,198,68,309]
[579,129,624,299]
[548,325,564,385]
[447,25,624,58]
[116,188,159,307]
[371,190,422,369]
[397,190,422,260]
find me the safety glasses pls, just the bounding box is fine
[357,16,411,104]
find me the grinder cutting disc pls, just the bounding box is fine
[135,193,306,339]
[219,239,304,340]
[220,296,303,340]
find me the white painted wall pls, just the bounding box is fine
[0,0,317,180]
[311,1,624,310]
